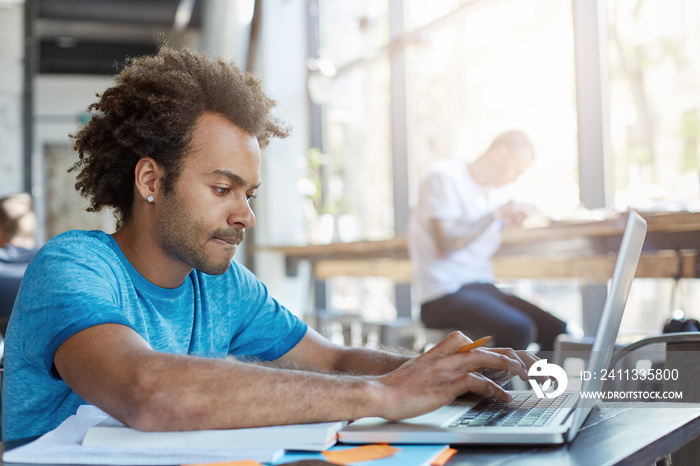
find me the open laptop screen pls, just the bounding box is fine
[566,210,647,442]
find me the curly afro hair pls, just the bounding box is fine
[70,47,290,228]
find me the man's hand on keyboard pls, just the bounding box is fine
[373,331,530,421]
[479,349,539,386]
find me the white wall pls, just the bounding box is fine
[202,0,253,67]
[0,4,24,198]
[251,0,313,316]
[32,75,115,241]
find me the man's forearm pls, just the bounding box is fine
[122,334,411,430]
[123,353,382,431]
[332,346,413,375]
[57,326,526,433]
[432,212,496,256]
[55,325,384,433]
[120,338,520,430]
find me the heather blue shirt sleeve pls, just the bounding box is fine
[15,233,133,378]
[2,231,135,441]
[218,262,307,361]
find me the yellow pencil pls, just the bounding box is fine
[457,336,492,353]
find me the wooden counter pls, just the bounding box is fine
[257,211,700,282]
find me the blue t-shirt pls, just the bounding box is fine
[2,230,307,441]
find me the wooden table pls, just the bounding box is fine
[2,403,699,466]
[261,211,700,282]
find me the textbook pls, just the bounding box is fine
[82,415,346,451]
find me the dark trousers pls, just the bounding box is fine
[421,283,567,351]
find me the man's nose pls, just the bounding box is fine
[228,196,256,229]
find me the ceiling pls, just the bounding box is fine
[37,0,203,25]
[34,0,204,75]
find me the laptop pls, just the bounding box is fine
[340,210,647,445]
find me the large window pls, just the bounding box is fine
[405,0,578,217]
[325,62,393,241]
[608,0,700,211]
[317,0,393,242]
[309,0,700,330]
[315,0,397,322]
[607,0,700,333]
[312,0,580,323]
[318,0,389,69]
[317,0,579,235]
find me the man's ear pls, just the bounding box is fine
[134,157,161,203]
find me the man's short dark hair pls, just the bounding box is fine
[70,47,290,227]
[489,130,534,155]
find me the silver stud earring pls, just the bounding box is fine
[147,195,155,203]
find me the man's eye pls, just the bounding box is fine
[214,187,229,194]
[246,193,257,201]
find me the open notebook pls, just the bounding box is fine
[340,210,647,445]
[81,408,345,451]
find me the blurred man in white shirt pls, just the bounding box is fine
[409,131,567,351]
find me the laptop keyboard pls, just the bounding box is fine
[448,393,571,428]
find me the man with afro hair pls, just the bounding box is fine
[3,47,534,441]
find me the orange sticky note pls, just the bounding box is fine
[183,460,262,466]
[431,448,457,466]
[322,444,400,465]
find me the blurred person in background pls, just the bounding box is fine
[0,193,37,335]
[409,131,568,352]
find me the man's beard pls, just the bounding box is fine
[157,191,244,275]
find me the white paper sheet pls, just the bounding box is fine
[3,414,283,465]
